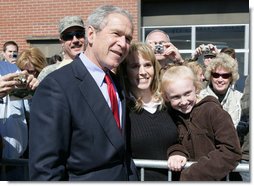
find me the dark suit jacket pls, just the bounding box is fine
[29,55,138,181]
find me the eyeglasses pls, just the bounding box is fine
[61,31,85,41]
[211,72,232,79]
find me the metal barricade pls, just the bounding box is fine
[0,158,249,181]
[133,159,250,181]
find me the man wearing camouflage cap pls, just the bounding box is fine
[37,16,86,81]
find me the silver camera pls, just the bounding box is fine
[14,74,27,85]
[10,74,34,98]
[201,45,210,52]
[154,44,164,54]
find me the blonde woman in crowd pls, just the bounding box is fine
[199,53,242,128]
[10,47,46,100]
[16,47,47,78]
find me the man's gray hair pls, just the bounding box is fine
[145,29,170,43]
[86,5,133,33]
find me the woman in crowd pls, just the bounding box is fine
[16,47,47,78]
[118,42,179,181]
[14,47,46,158]
[199,53,242,128]
[160,64,241,180]
[10,47,46,100]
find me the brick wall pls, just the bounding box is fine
[0,0,139,52]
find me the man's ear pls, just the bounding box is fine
[86,25,96,44]
[59,37,64,47]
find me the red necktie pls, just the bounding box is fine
[104,73,120,129]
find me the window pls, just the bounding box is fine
[142,24,249,91]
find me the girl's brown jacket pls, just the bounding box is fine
[168,95,242,181]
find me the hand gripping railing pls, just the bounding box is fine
[133,159,249,181]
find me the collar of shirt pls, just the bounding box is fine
[79,52,105,88]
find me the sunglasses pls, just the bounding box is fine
[61,31,85,41]
[211,72,232,79]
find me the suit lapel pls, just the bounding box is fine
[71,58,124,151]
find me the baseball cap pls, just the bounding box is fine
[58,16,84,34]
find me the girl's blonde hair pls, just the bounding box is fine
[161,65,202,99]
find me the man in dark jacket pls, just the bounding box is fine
[29,5,138,181]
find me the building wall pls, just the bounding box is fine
[0,0,139,55]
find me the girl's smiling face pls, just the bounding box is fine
[164,78,197,114]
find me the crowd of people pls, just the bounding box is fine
[0,4,249,181]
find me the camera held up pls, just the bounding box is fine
[10,74,34,99]
[14,74,27,85]
[200,45,210,53]
[154,43,164,54]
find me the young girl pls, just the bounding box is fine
[160,65,241,181]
